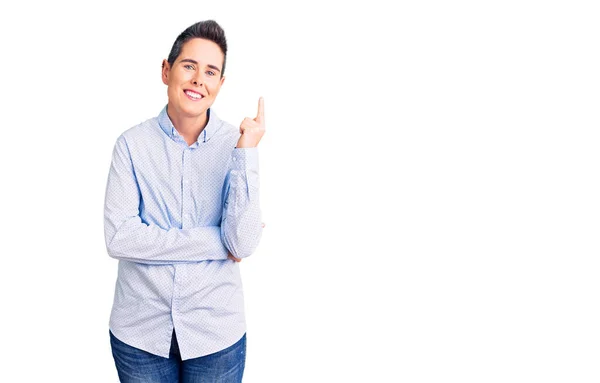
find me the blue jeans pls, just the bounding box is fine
[109,329,246,382]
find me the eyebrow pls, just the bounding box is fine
[179,58,221,73]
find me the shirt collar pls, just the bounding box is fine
[158,105,221,144]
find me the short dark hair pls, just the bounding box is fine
[166,20,228,77]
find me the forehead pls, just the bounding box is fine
[178,38,224,68]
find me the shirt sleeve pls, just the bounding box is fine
[220,147,264,259]
[104,135,229,265]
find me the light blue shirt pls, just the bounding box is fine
[104,105,262,360]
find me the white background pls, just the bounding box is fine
[0,0,598,382]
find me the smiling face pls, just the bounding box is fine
[161,38,226,119]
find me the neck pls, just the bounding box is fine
[166,103,209,145]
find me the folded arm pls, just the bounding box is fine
[104,135,229,265]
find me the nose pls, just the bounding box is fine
[192,72,203,87]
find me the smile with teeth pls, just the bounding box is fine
[184,90,204,100]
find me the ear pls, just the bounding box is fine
[219,75,226,87]
[161,59,170,85]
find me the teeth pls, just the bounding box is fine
[185,90,203,99]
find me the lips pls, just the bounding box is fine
[184,90,204,100]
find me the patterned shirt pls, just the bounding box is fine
[104,105,262,360]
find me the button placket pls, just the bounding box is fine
[182,148,192,228]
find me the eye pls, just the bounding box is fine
[207,71,215,76]
[184,64,195,70]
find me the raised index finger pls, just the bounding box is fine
[256,96,264,121]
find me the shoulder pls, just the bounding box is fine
[215,120,242,152]
[110,116,162,151]
[121,116,160,141]
[219,119,239,136]
[213,114,241,142]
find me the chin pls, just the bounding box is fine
[181,104,208,117]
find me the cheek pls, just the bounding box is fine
[170,71,189,86]
[208,82,221,95]
[168,86,179,98]
[180,71,195,82]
